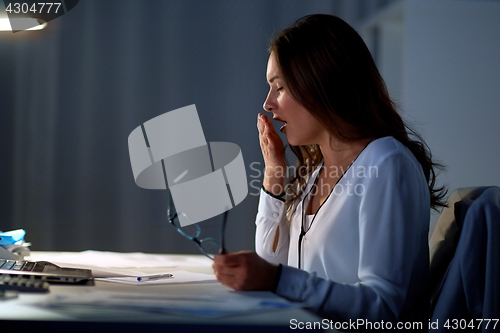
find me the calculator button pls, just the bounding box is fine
[12,262,25,270]
[1,261,15,270]
[21,262,35,271]
[32,263,45,272]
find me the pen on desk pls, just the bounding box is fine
[136,274,174,282]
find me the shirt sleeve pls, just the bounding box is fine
[274,152,430,323]
[255,188,290,265]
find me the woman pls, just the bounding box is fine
[212,14,445,327]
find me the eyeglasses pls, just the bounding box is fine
[167,196,228,260]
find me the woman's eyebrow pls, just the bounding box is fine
[267,75,279,84]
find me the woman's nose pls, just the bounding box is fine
[263,93,276,113]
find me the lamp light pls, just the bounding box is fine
[0,18,46,31]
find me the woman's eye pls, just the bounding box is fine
[277,87,283,92]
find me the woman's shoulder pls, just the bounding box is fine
[359,136,419,168]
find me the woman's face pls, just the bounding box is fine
[263,53,328,147]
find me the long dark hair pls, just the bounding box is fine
[270,14,446,210]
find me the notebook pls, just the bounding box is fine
[0,259,93,284]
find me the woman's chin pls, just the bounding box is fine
[286,137,298,146]
[283,132,308,147]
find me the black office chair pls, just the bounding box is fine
[428,186,500,332]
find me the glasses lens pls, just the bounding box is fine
[170,213,201,239]
[199,238,220,258]
[168,210,221,259]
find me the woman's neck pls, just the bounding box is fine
[319,138,372,171]
[303,137,372,216]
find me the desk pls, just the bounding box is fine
[0,251,327,332]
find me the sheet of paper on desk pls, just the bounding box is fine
[45,290,301,318]
[50,263,145,278]
[27,250,212,268]
[96,270,217,285]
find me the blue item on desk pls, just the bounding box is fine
[0,230,26,246]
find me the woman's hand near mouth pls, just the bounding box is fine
[257,113,286,196]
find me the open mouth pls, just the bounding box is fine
[273,117,287,133]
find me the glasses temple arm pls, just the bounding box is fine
[219,210,228,254]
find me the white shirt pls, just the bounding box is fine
[255,137,430,322]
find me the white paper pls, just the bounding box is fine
[47,263,145,278]
[96,270,217,285]
[27,250,212,268]
[28,251,175,268]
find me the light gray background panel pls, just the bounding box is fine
[128,126,152,180]
[144,104,207,163]
[163,145,213,186]
[171,169,232,226]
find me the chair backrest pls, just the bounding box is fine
[429,186,500,332]
[428,186,492,307]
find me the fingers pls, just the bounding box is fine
[212,267,239,290]
[213,251,250,266]
[212,253,250,291]
[258,114,280,148]
[257,114,286,195]
[212,252,278,291]
[257,113,266,133]
[257,114,277,141]
[257,113,272,134]
[257,114,285,166]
